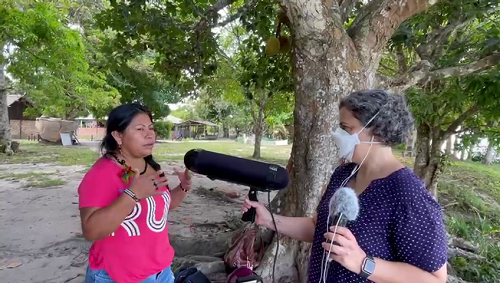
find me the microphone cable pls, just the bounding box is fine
[268,191,278,283]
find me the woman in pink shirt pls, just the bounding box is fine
[79,103,192,283]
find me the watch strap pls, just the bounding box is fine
[359,255,375,279]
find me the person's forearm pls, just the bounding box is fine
[370,258,445,283]
[83,194,136,241]
[264,215,316,242]
[169,185,188,210]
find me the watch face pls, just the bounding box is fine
[363,258,376,274]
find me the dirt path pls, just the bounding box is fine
[0,162,271,283]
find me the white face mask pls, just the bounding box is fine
[332,110,382,161]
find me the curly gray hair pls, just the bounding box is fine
[339,90,414,146]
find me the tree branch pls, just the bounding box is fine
[339,0,359,23]
[376,60,433,91]
[209,0,238,14]
[379,63,397,73]
[396,45,407,74]
[442,105,480,139]
[193,0,239,30]
[453,125,487,135]
[347,0,437,66]
[416,6,500,63]
[214,0,257,28]
[382,53,500,92]
[426,53,500,81]
[416,18,465,62]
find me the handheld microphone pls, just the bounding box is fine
[183,149,289,222]
[328,187,360,231]
[320,187,360,283]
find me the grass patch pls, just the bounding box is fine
[0,172,49,180]
[1,141,99,166]
[25,177,67,188]
[436,160,500,283]
[154,141,291,165]
[0,171,67,188]
[1,140,291,167]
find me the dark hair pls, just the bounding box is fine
[100,103,161,171]
[339,90,414,146]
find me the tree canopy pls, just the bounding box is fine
[1,0,119,119]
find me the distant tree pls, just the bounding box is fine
[382,2,500,197]
[0,0,118,154]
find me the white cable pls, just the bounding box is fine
[319,140,374,282]
[318,213,330,283]
[321,213,342,283]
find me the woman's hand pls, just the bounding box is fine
[322,226,366,274]
[174,168,192,192]
[129,169,168,200]
[242,198,273,228]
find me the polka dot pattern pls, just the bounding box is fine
[308,163,448,283]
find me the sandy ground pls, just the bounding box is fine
[0,160,273,283]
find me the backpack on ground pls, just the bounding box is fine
[174,267,211,283]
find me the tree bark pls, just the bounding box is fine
[446,136,453,155]
[0,62,13,155]
[467,144,474,161]
[483,120,498,165]
[484,142,495,165]
[413,123,444,198]
[252,118,263,158]
[404,129,417,157]
[251,90,267,159]
[460,149,466,161]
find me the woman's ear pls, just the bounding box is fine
[111,131,122,147]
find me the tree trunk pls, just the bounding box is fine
[414,124,431,178]
[0,62,13,155]
[445,136,453,155]
[483,120,498,165]
[251,91,267,159]
[460,149,466,161]
[413,124,443,198]
[484,141,495,165]
[255,3,369,282]
[467,144,474,161]
[404,129,417,157]
[253,0,437,281]
[252,118,263,158]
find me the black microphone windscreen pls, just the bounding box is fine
[328,187,359,221]
[184,149,289,191]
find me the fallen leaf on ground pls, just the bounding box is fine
[0,259,22,270]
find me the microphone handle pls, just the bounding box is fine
[241,188,258,223]
[328,213,348,246]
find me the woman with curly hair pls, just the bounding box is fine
[243,90,448,283]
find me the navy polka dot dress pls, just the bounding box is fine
[308,163,448,283]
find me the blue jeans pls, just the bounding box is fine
[85,265,175,283]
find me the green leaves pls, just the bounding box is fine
[1,0,119,119]
[95,0,219,91]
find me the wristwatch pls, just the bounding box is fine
[359,255,375,279]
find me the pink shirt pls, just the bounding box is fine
[78,157,174,283]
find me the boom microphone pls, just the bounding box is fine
[184,149,290,223]
[184,149,289,191]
